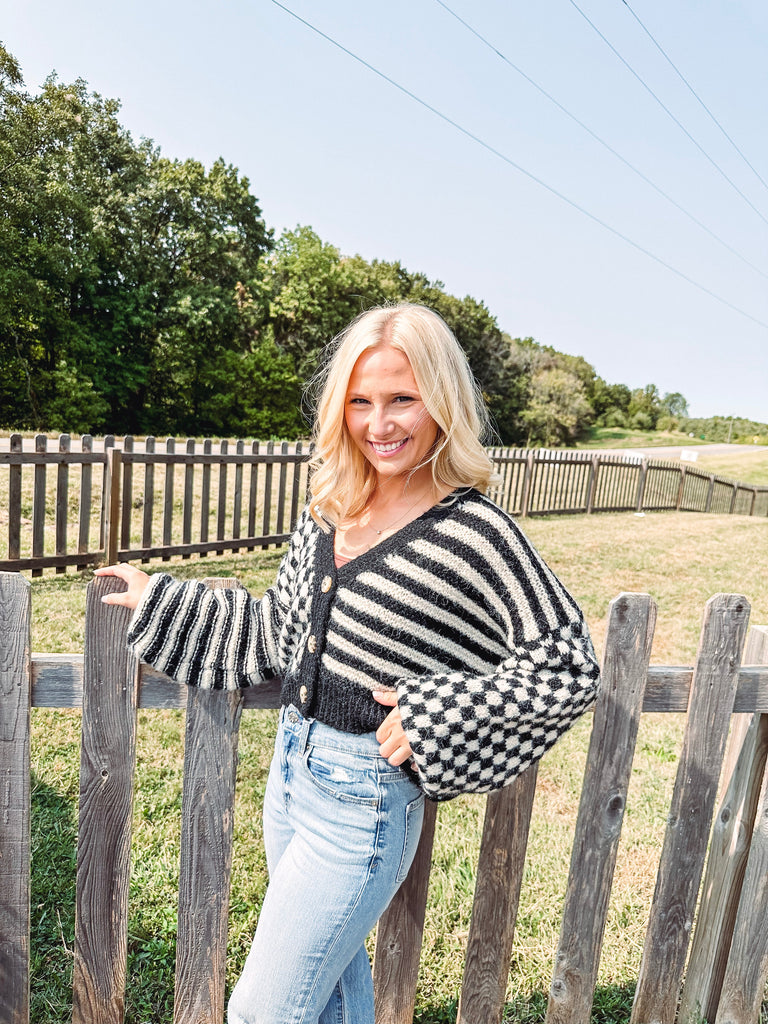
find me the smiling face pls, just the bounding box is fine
[344,344,440,488]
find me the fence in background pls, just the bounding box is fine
[2,435,767,574]
[2,575,768,1022]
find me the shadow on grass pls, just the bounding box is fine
[414,984,636,1023]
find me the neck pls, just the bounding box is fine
[371,469,436,508]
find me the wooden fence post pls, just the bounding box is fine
[173,579,244,1024]
[520,450,536,517]
[374,800,438,1024]
[103,448,122,567]
[634,458,649,512]
[547,593,657,1023]
[712,625,768,1024]
[72,576,140,1024]
[680,625,768,1023]
[0,573,32,1024]
[457,766,540,1024]
[631,594,751,1024]
[56,434,71,574]
[585,454,599,514]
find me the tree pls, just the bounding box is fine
[0,45,277,435]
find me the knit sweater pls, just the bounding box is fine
[126,488,600,800]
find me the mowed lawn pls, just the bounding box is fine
[26,510,768,1023]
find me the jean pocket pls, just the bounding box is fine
[303,746,380,807]
[395,794,425,884]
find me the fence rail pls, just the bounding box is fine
[2,435,767,573]
[2,574,768,1022]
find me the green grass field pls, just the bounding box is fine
[26,511,768,1022]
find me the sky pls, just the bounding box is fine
[3,0,767,421]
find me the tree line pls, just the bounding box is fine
[4,43,755,447]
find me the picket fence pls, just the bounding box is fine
[1,434,767,575]
[2,573,768,1023]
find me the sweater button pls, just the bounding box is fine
[307,634,317,653]
[299,685,308,703]
[321,575,333,593]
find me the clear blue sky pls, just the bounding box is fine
[4,0,767,421]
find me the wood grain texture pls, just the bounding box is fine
[0,573,32,1024]
[714,626,768,1024]
[173,579,244,1024]
[679,626,768,1023]
[72,576,139,1024]
[631,594,751,1024]
[458,763,539,1024]
[374,799,437,1024]
[546,593,657,1024]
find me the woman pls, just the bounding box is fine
[97,302,600,1024]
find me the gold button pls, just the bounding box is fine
[321,575,333,594]
[300,685,308,703]
[307,634,317,653]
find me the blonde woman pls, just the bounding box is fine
[97,302,599,1024]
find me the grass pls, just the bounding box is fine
[24,511,768,1022]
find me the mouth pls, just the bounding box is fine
[369,438,409,456]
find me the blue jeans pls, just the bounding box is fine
[228,705,425,1024]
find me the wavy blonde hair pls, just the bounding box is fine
[308,303,494,530]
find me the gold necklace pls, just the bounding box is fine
[364,489,433,535]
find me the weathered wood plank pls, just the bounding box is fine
[141,436,156,560]
[103,448,122,567]
[162,438,175,561]
[200,438,212,549]
[173,578,244,1024]
[119,435,133,550]
[261,441,274,548]
[72,576,140,1024]
[182,439,195,559]
[546,593,657,1023]
[231,440,244,553]
[55,435,70,574]
[30,657,283,710]
[631,594,751,1024]
[679,625,768,1022]
[30,655,768,712]
[77,435,93,570]
[31,435,47,578]
[275,441,288,537]
[216,440,228,556]
[713,626,768,1024]
[8,434,22,561]
[374,799,438,1024]
[0,572,32,1024]
[458,763,540,1024]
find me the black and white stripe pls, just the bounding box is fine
[127,490,600,800]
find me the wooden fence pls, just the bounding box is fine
[3,572,768,1022]
[1,435,767,574]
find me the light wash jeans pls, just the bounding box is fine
[228,705,425,1024]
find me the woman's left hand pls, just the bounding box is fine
[372,690,414,766]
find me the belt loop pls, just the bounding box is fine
[298,713,312,754]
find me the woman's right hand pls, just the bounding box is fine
[94,563,151,610]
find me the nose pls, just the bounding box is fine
[370,403,394,437]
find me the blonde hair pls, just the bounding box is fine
[308,303,494,529]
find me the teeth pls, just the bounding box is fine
[372,439,406,453]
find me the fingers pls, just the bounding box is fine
[373,695,414,767]
[95,563,150,610]
[372,689,398,708]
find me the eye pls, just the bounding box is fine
[393,395,417,404]
[348,397,370,406]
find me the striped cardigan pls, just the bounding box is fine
[127,488,600,800]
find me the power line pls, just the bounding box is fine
[566,0,768,228]
[433,0,768,281]
[620,0,768,195]
[269,0,768,332]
